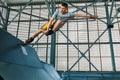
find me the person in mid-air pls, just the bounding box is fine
[25,2,98,44]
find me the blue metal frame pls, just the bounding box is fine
[105,1,116,71]
[44,0,56,67]
[7,0,32,26]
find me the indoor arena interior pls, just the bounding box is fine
[0,0,120,80]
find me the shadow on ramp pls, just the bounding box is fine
[0,28,61,80]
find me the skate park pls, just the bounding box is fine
[0,0,120,80]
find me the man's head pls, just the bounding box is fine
[60,3,68,14]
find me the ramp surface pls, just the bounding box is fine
[0,28,42,68]
[0,28,61,80]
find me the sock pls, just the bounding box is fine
[28,37,34,43]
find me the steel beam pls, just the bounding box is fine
[7,0,32,26]
[105,1,116,71]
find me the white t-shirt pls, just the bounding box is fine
[52,9,75,24]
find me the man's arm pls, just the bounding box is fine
[47,17,54,31]
[46,10,59,31]
[75,13,98,19]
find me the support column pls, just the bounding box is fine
[50,0,56,67]
[50,33,56,67]
[45,0,56,67]
[105,1,116,71]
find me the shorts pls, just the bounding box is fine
[40,22,54,31]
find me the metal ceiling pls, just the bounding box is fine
[5,0,120,6]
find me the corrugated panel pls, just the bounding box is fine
[5,0,120,6]
[5,0,104,6]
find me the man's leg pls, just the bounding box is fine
[32,29,44,38]
[45,20,62,36]
[24,29,43,44]
[52,20,62,31]
[25,23,48,44]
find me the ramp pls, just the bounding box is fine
[0,28,61,80]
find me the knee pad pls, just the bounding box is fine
[48,30,54,35]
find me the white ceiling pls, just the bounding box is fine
[5,0,44,4]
